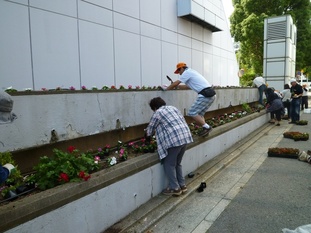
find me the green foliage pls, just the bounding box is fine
[30,147,100,190]
[242,103,252,113]
[231,0,311,73]
[0,151,24,197]
[240,73,256,87]
[129,138,157,154]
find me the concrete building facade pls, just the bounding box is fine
[0,0,238,91]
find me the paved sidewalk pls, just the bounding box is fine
[107,110,311,233]
[149,111,311,233]
[207,111,311,233]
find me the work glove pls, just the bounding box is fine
[3,163,15,175]
[158,85,168,91]
[298,151,310,162]
[144,131,151,144]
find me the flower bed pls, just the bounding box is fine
[0,103,259,204]
[283,132,309,141]
[267,147,300,159]
[0,108,268,233]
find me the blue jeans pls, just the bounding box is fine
[0,165,9,184]
[162,144,187,190]
[258,84,267,105]
[290,98,301,122]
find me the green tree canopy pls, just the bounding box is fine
[230,0,311,75]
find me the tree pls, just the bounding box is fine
[230,0,311,76]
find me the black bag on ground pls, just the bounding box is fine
[198,87,216,97]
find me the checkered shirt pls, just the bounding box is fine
[146,106,193,160]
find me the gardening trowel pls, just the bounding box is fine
[166,75,173,84]
[159,75,174,91]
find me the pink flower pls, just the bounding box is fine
[120,148,125,155]
[70,86,75,90]
[94,156,100,161]
[81,85,87,90]
[128,85,132,89]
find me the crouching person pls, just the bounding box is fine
[145,97,193,196]
[265,88,284,126]
[0,163,15,184]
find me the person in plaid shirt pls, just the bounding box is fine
[145,97,193,196]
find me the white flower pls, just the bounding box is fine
[109,157,117,166]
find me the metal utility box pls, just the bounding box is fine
[263,15,297,91]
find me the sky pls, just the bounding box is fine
[222,0,234,25]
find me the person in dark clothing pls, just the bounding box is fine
[289,79,303,123]
[265,88,284,126]
[0,164,15,184]
[281,84,291,120]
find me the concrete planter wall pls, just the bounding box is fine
[1,110,269,233]
[1,88,258,152]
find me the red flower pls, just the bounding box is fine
[59,173,69,182]
[67,146,76,153]
[83,175,91,181]
[78,171,91,181]
[78,171,85,178]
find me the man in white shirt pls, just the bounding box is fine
[253,75,267,106]
[162,62,215,137]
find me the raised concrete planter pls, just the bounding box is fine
[1,111,269,233]
[0,88,258,153]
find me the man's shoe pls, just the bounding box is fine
[162,188,182,196]
[198,127,212,137]
[197,182,207,192]
[180,185,188,193]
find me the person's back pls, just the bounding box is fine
[152,105,193,148]
[253,76,267,106]
[281,88,291,102]
[253,76,265,88]
[180,68,211,93]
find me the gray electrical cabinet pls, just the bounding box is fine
[263,15,297,91]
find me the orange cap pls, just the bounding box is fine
[174,62,187,74]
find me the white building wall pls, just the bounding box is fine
[0,0,238,91]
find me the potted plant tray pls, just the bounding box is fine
[267,147,300,159]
